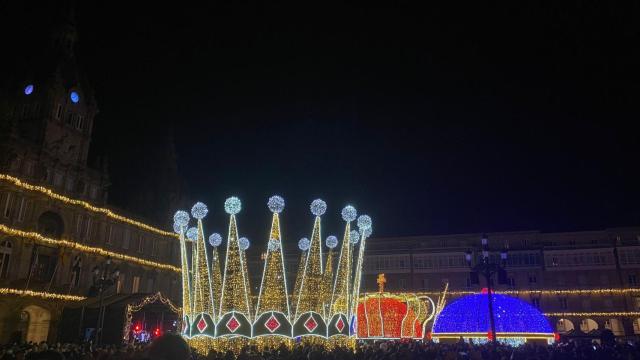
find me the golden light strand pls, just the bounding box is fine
[0,174,177,239]
[544,311,640,317]
[417,288,640,296]
[0,287,86,301]
[0,224,180,272]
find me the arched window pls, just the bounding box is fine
[0,240,12,278]
[37,211,64,239]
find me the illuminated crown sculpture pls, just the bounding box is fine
[173,197,373,353]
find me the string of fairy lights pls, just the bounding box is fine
[0,288,86,301]
[417,288,640,296]
[0,174,177,239]
[0,224,181,273]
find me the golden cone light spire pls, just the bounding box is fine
[191,203,215,318]
[208,233,223,321]
[294,199,326,321]
[255,196,290,316]
[219,198,252,317]
[330,205,357,319]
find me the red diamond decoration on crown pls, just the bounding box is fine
[226,315,240,332]
[335,317,345,332]
[197,317,208,333]
[265,314,281,333]
[304,315,318,332]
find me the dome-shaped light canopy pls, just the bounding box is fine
[432,293,553,335]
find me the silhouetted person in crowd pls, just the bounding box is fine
[146,334,190,360]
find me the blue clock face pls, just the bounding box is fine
[24,84,34,95]
[70,91,80,103]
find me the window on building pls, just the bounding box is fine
[89,186,98,200]
[0,241,12,278]
[106,225,113,245]
[132,276,140,293]
[137,236,144,253]
[604,298,614,309]
[55,104,63,119]
[16,198,27,222]
[146,278,154,293]
[398,278,407,290]
[600,274,609,285]
[117,274,125,294]
[629,274,638,286]
[54,172,64,187]
[3,193,12,218]
[578,275,588,285]
[151,239,158,256]
[75,215,83,237]
[531,298,540,309]
[528,274,537,283]
[422,278,429,290]
[84,217,92,241]
[508,277,516,287]
[633,297,640,311]
[559,297,568,310]
[122,229,130,249]
[65,177,75,193]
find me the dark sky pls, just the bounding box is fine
[5,2,640,241]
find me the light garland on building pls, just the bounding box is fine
[417,288,640,297]
[0,174,177,239]
[543,311,640,317]
[0,287,86,301]
[0,224,180,272]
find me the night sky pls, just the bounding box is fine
[4,2,640,242]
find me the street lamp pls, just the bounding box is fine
[92,258,119,346]
[465,234,508,346]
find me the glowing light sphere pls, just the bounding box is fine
[224,197,242,215]
[268,239,280,251]
[267,195,285,213]
[350,230,360,244]
[173,223,182,234]
[24,84,34,95]
[186,227,198,241]
[357,215,372,230]
[239,237,250,250]
[363,227,372,238]
[341,205,357,222]
[326,235,338,249]
[70,91,80,103]
[298,237,310,251]
[173,210,190,227]
[310,199,327,216]
[191,202,208,219]
[209,233,222,247]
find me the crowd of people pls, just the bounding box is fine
[1,335,639,360]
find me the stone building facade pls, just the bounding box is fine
[0,5,181,344]
[361,229,640,339]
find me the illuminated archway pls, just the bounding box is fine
[605,318,624,336]
[579,318,598,333]
[23,305,51,343]
[556,318,574,334]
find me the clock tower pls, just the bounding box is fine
[0,2,108,204]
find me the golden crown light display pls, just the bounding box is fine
[173,197,373,353]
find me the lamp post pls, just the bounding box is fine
[465,234,507,346]
[92,258,119,346]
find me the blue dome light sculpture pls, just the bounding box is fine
[432,292,554,344]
